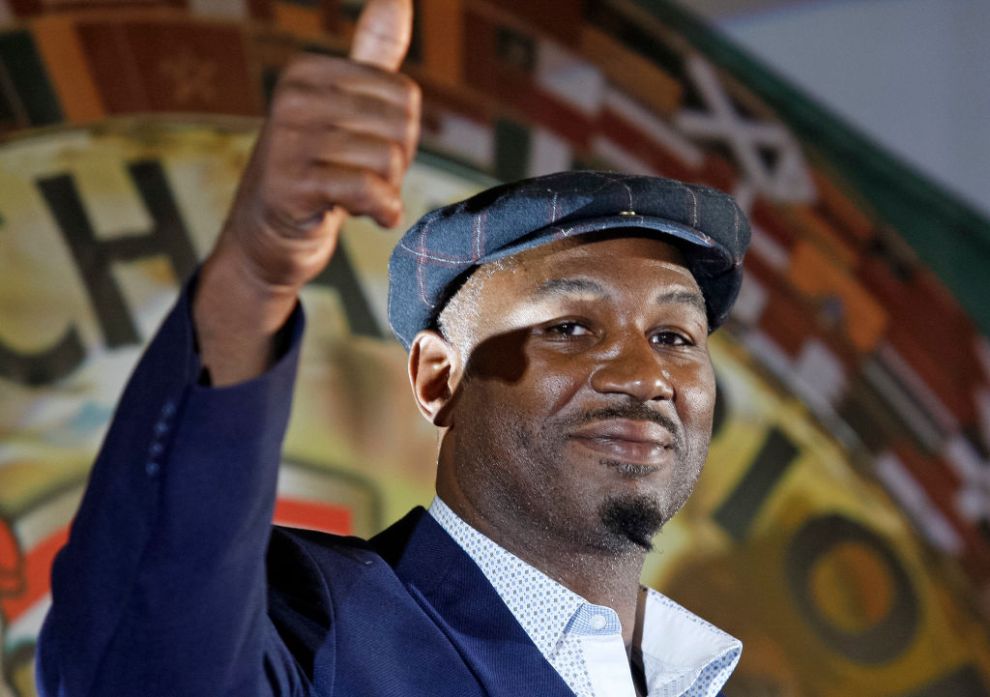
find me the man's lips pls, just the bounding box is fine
[569,419,675,467]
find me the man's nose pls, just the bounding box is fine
[589,334,674,402]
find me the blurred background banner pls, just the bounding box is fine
[0,1,989,696]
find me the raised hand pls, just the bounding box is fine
[194,0,419,385]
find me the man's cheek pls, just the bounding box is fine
[537,364,589,414]
[680,382,717,442]
[686,364,717,414]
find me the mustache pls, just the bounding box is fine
[572,404,685,453]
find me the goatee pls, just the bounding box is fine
[599,495,666,551]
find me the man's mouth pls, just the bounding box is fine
[569,419,675,467]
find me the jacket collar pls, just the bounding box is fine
[371,508,576,697]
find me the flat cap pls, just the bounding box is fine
[387,170,749,348]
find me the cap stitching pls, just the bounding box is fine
[620,180,634,211]
[399,240,475,265]
[416,219,437,308]
[566,173,620,199]
[732,203,741,249]
[472,211,483,262]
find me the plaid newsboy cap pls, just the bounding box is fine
[387,170,750,349]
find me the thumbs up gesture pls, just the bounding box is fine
[195,0,420,385]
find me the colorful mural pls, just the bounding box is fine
[1,1,989,696]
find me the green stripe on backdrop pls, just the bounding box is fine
[634,0,990,334]
[495,118,532,183]
[0,30,63,128]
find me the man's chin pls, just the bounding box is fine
[598,494,666,552]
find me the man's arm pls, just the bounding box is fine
[36,1,420,695]
[37,285,307,697]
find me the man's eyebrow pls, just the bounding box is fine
[656,289,707,317]
[532,278,607,298]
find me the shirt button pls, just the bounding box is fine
[590,614,607,630]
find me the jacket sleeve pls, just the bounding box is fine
[36,278,310,697]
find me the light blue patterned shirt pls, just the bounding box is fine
[430,498,741,697]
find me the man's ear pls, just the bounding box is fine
[408,330,460,427]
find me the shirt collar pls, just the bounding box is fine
[641,588,741,695]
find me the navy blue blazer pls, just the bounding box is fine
[37,286,726,696]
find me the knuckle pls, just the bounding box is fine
[274,56,346,102]
[403,80,422,115]
[390,76,421,117]
[387,142,404,176]
[344,90,372,114]
[277,56,318,87]
[334,169,371,211]
[270,89,309,122]
[356,169,380,199]
[277,57,307,82]
[403,119,419,151]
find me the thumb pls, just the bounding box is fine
[349,0,413,72]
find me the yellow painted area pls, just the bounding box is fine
[809,541,894,632]
[31,15,106,123]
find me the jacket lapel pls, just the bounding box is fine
[372,508,576,697]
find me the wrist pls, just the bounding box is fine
[197,250,299,332]
[192,244,302,386]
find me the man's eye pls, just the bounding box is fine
[547,321,591,337]
[651,331,691,347]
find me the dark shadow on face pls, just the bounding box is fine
[433,326,532,428]
[459,325,532,384]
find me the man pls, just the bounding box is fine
[37,1,747,695]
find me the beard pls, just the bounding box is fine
[599,495,667,552]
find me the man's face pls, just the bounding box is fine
[437,234,717,555]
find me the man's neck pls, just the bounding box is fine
[509,535,645,646]
[443,496,648,646]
